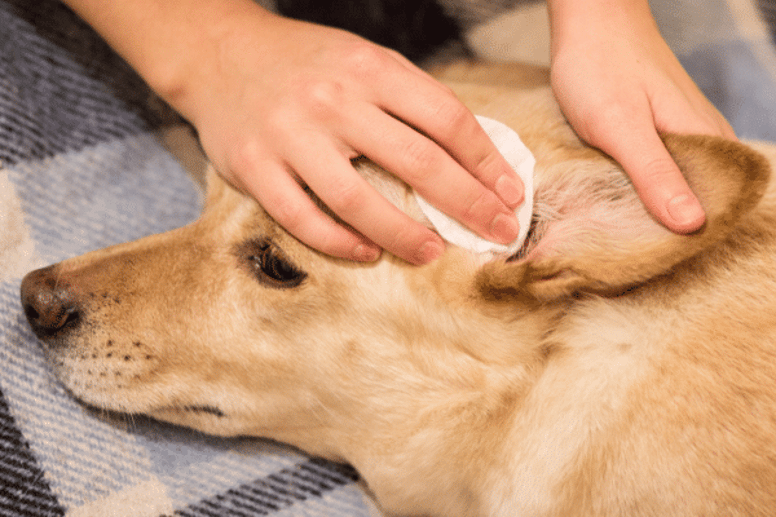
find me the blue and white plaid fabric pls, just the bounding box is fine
[651,0,776,142]
[0,0,774,515]
[0,1,366,515]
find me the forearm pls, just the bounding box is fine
[59,0,277,113]
[547,0,658,53]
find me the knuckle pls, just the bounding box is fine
[228,138,263,181]
[318,231,352,255]
[270,194,306,231]
[326,175,366,215]
[382,222,428,258]
[433,95,470,135]
[471,148,506,181]
[462,189,502,226]
[401,138,439,181]
[305,225,352,258]
[342,41,384,75]
[638,156,682,183]
[299,79,344,118]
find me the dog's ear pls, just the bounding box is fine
[476,134,771,301]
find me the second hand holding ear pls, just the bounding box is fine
[547,0,736,234]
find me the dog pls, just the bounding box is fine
[20,61,776,516]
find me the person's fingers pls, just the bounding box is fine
[369,62,525,211]
[236,156,383,262]
[620,135,706,234]
[591,105,706,233]
[284,134,446,265]
[341,103,521,244]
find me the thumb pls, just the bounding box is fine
[606,129,706,234]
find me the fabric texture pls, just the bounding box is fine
[0,0,774,516]
[0,1,363,516]
[758,0,776,42]
[650,0,776,142]
[276,0,462,61]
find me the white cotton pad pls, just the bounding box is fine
[414,115,535,256]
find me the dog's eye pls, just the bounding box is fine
[240,239,307,289]
[183,405,226,418]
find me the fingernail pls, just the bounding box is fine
[667,194,705,229]
[353,244,381,262]
[490,213,519,243]
[495,175,524,208]
[415,239,445,264]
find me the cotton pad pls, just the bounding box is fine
[414,115,535,256]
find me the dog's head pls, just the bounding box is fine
[19,84,770,510]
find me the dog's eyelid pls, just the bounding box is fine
[237,238,307,289]
[183,405,226,418]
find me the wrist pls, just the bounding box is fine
[139,0,280,116]
[547,0,658,55]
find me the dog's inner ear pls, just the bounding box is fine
[477,134,771,302]
[237,239,307,289]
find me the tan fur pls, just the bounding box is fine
[20,62,776,517]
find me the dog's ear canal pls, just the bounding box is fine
[476,134,771,302]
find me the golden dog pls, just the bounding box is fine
[20,62,776,516]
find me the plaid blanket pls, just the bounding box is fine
[652,0,776,142]
[0,0,774,516]
[0,1,366,516]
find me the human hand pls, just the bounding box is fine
[169,4,524,264]
[548,0,736,233]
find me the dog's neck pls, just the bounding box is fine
[271,255,563,516]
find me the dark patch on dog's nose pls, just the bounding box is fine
[20,266,82,339]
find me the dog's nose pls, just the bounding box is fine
[20,266,81,339]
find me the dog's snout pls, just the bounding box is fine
[20,266,81,339]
